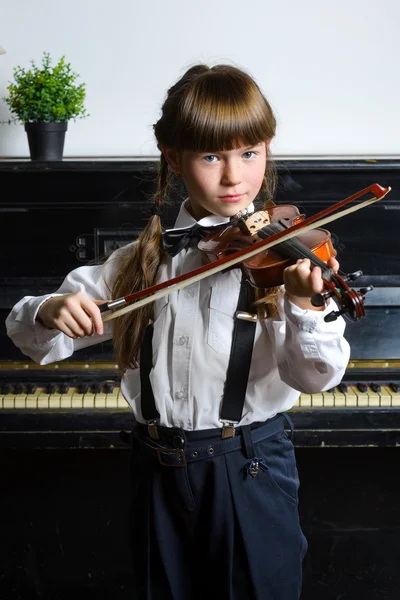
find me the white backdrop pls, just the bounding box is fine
[0,0,399,158]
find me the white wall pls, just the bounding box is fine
[0,0,399,158]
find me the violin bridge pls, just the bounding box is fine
[237,211,271,236]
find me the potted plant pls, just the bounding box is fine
[2,52,88,161]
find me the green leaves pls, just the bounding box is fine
[3,52,88,123]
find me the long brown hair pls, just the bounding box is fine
[112,64,278,372]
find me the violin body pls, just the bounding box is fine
[243,228,335,288]
[198,204,336,288]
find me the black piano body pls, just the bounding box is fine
[1,159,400,599]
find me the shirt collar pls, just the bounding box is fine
[173,199,255,230]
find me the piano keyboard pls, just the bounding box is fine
[1,360,400,411]
[292,383,400,408]
[0,383,128,410]
[0,382,400,410]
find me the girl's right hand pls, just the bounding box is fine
[37,292,105,338]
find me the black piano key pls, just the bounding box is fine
[46,383,58,394]
[26,383,35,394]
[338,383,348,393]
[371,383,381,393]
[104,382,114,394]
[14,383,24,394]
[59,383,68,394]
[3,383,12,394]
[78,383,89,394]
[390,383,400,393]
[357,383,368,393]
[91,383,102,394]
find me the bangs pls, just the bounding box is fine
[175,69,275,152]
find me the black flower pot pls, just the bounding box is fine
[24,122,68,161]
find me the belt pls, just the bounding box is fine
[132,414,287,468]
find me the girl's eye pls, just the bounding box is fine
[243,151,256,159]
[203,155,218,163]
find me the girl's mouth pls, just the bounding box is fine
[219,194,243,203]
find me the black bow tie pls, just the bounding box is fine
[162,223,221,257]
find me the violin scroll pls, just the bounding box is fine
[311,270,373,322]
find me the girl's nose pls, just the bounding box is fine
[221,161,242,186]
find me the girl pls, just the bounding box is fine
[6,64,350,600]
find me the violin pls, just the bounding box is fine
[100,183,391,324]
[198,203,363,322]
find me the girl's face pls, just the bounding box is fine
[175,142,268,221]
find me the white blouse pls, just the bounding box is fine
[6,201,350,430]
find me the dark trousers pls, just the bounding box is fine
[128,414,307,600]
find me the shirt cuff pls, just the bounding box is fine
[29,294,63,326]
[284,295,336,333]
[26,294,65,345]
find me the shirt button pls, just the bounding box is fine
[184,289,195,299]
[178,336,188,346]
[175,391,185,400]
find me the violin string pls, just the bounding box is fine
[258,223,333,280]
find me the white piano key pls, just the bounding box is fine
[60,392,72,409]
[299,394,312,407]
[94,393,107,408]
[37,390,50,409]
[117,389,129,408]
[351,385,369,407]
[379,386,393,407]
[83,393,95,408]
[3,395,15,409]
[311,393,324,407]
[71,390,84,408]
[366,387,380,407]
[49,395,61,409]
[344,386,357,407]
[321,391,334,407]
[332,390,346,407]
[14,394,27,409]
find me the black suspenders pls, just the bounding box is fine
[219,277,257,437]
[140,276,257,439]
[139,324,160,439]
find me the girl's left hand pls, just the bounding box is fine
[283,257,339,309]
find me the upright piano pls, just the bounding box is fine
[1,159,399,448]
[1,159,399,599]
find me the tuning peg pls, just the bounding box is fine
[311,291,333,307]
[342,270,363,282]
[311,293,326,307]
[324,308,347,323]
[358,286,373,295]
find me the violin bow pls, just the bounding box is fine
[101,183,391,323]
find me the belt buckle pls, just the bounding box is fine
[156,448,187,467]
